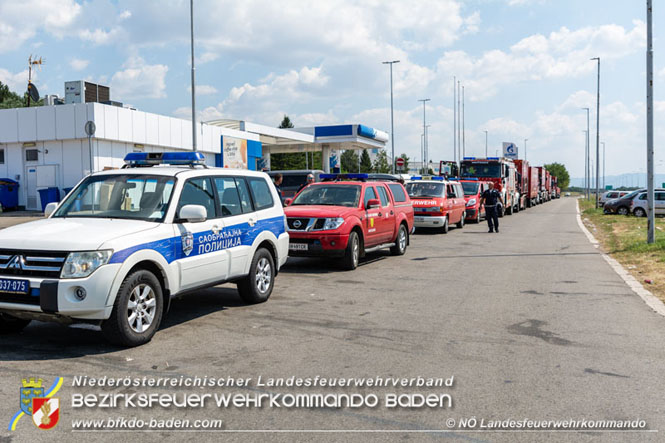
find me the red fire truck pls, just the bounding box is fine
[460,157,517,216]
[513,159,529,211]
[527,166,540,207]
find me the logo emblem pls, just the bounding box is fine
[31,398,59,430]
[181,232,193,256]
[19,378,43,415]
[8,255,23,270]
[293,220,302,228]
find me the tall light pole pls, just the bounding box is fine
[591,57,601,207]
[457,81,461,164]
[524,138,528,161]
[382,60,400,173]
[647,0,655,243]
[601,141,606,189]
[462,85,466,158]
[453,76,457,164]
[484,130,488,157]
[418,98,430,168]
[189,0,198,151]
[582,107,590,199]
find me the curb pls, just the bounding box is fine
[575,199,665,317]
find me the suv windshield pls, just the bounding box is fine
[53,174,175,222]
[291,185,360,207]
[460,163,501,178]
[461,182,479,195]
[405,182,445,198]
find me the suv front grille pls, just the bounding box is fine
[0,250,68,278]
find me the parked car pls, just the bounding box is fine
[603,189,645,215]
[460,179,490,223]
[0,152,289,346]
[268,169,324,202]
[599,190,629,207]
[405,177,466,233]
[630,190,665,217]
[283,174,414,270]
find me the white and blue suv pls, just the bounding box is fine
[0,152,289,346]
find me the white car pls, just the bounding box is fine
[0,152,289,346]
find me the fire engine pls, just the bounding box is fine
[460,157,517,216]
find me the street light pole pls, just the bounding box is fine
[190,0,197,151]
[591,57,601,207]
[418,98,430,169]
[382,60,400,173]
[582,107,590,199]
[453,76,457,164]
[462,85,466,159]
[484,130,488,157]
[647,0,655,243]
[524,138,528,161]
[601,141,606,189]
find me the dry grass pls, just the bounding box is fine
[579,198,665,303]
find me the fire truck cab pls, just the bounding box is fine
[460,157,517,216]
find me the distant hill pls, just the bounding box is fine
[570,173,665,189]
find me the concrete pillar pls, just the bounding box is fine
[260,149,271,171]
[321,144,330,173]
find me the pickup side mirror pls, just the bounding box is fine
[44,202,58,218]
[178,204,207,223]
[284,198,293,206]
[366,198,380,209]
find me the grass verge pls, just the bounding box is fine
[579,198,665,303]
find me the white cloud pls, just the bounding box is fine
[79,27,121,45]
[69,58,90,71]
[0,68,30,93]
[186,84,218,96]
[111,57,168,100]
[0,0,81,52]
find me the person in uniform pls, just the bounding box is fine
[273,173,283,202]
[479,182,503,233]
[298,174,315,193]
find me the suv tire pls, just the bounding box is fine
[391,224,408,256]
[238,248,275,304]
[0,313,31,334]
[456,213,465,228]
[342,231,361,270]
[617,206,629,216]
[441,216,449,234]
[102,270,164,347]
[634,207,646,217]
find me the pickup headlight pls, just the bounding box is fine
[466,198,477,207]
[61,250,113,279]
[322,218,345,230]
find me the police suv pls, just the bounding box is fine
[0,152,289,346]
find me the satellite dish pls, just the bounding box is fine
[28,82,40,102]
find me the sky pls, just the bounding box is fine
[0,0,661,179]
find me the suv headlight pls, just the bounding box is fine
[61,250,113,279]
[322,218,345,230]
[466,198,477,207]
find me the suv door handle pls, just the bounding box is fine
[212,225,221,234]
[248,217,257,227]
[390,210,394,215]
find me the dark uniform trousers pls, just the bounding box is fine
[485,205,499,231]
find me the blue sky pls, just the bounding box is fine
[0,0,661,178]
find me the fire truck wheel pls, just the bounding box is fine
[343,231,361,270]
[456,213,465,228]
[441,216,449,234]
[506,203,513,215]
[0,313,31,334]
[498,205,505,217]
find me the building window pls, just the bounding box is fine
[25,149,39,162]
[0,149,4,164]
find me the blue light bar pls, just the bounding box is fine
[410,176,422,180]
[431,176,444,181]
[463,157,476,160]
[462,177,478,181]
[124,152,206,166]
[487,157,500,160]
[319,173,369,180]
[447,177,458,181]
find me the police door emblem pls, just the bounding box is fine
[20,378,44,415]
[181,232,194,256]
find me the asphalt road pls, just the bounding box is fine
[1,197,664,442]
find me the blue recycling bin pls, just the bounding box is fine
[0,178,19,210]
[38,187,60,212]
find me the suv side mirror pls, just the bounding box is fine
[44,202,58,218]
[366,198,380,209]
[179,204,207,223]
[284,198,293,206]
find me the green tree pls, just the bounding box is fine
[544,162,570,190]
[373,150,391,173]
[341,149,359,173]
[0,81,41,109]
[359,149,373,173]
[271,115,313,170]
[396,153,410,173]
[278,115,294,128]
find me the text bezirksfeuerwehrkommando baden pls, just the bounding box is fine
[72,375,449,389]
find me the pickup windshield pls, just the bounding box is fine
[405,182,445,198]
[461,162,501,178]
[53,174,175,222]
[291,185,360,207]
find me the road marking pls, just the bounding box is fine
[576,199,665,317]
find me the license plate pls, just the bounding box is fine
[0,278,30,295]
[414,216,425,222]
[289,243,308,251]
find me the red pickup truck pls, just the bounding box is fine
[284,175,414,270]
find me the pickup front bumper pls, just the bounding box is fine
[287,232,349,257]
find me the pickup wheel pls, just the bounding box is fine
[391,224,408,256]
[441,216,449,234]
[237,248,275,304]
[102,270,164,347]
[456,212,465,228]
[0,313,31,334]
[343,231,361,270]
